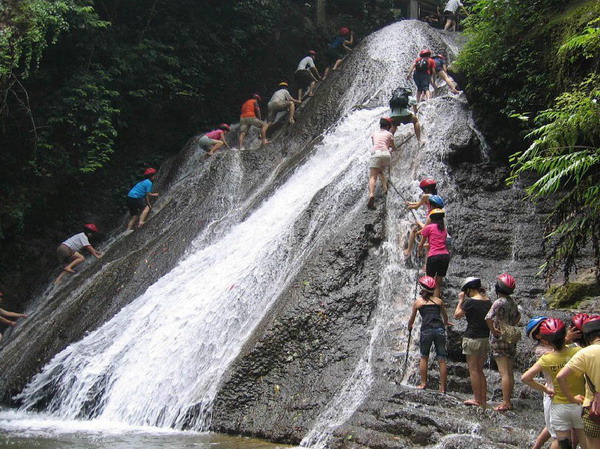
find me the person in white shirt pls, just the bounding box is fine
[443,0,465,32]
[294,51,321,100]
[54,223,102,284]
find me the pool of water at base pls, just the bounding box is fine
[0,409,289,449]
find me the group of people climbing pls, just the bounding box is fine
[200,27,354,154]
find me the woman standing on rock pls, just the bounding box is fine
[454,277,492,407]
[407,275,452,393]
[486,273,521,412]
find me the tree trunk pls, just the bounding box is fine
[316,0,326,26]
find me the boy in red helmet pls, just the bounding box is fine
[54,223,103,284]
[126,168,160,230]
[323,27,354,80]
[0,291,27,343]
[406,49,436,102]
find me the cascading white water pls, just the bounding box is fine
[17,106,385,430]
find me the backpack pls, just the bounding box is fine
[389,87,411,109]
[416,57,429,73]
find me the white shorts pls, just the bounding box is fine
[550,403,584,431]
[369,150,391,169]
[544,394,556,438]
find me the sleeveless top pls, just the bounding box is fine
[418,303,444,330]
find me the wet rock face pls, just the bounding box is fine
[210,196,385,442]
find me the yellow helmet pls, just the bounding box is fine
[429,208,445,218]
[279,82,289,87]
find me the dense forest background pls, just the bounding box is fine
[0,0,396,306]
[1,0,599,309]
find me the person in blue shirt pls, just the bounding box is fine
[322,27,354,80]
[126,168,159,230]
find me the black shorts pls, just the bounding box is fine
[325,47,343,66]
[426,253,450,277]
[391,114,415,126]
[126,196,146,216]
[294,69,314,89]
[444,10,457,21]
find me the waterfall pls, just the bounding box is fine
[17,106,386,429]
[6,19,504,448]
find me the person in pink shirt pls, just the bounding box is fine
[418,208,450,297]
[368,117,398,210]
[198,124,231,156]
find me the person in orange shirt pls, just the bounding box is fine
[238,94,270,150]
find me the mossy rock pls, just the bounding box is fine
[547,282,600,309]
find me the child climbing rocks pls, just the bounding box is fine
[389,87,423,146]
[407,275,452,393]
[0,291,27,343]
[403,178,443,258]
[367,117,398,210]
[54,223,102,284]
[198,124,231,156]
[431,54,460,95]
[239,94,270,150]
[126,168,160,231]
[267,82,301,125]
[323,27,354,80]
[295,51,321,100]
[454,277,492,408]
[406,49,436,102]
[486,273,521,412]
[522,318,587,449]
[417,208,449,297]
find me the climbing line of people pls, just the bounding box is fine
[201,27,355,154]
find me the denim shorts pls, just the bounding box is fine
[419,327,448,359]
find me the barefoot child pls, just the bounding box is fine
[407,275,452,393]
[521,318,587,449]
[126,168,159,230]
[367,117,398,209]
[54,223,102,284]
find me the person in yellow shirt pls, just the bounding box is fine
[521,318,587,449]
[557,316,600,449]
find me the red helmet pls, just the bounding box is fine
[144,168,157,176]
[571,313,590,330]
[340,27,350,36]
[582,315,600,334]
[83,223,99,233]
[253,93,262,102]
[219,123,230,131]
[419,276,436,292]
[496,273,516,295]
[308,50,316,56]
[419,178,437,189]
[379,117,392,127]
[419,49,432,57]
[539,318,566,336]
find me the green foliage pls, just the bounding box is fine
[509,74,600,279]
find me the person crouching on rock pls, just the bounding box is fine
[267,82,301,125]
[126,168,159,230]
[54,223,102,284]
[407,275,452,393]
[367,117,398,210]
[403,178,443,258]
[454,276,492,408]
[417,208,449,297]
[0,291,27,343]
[198,123,231,156]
